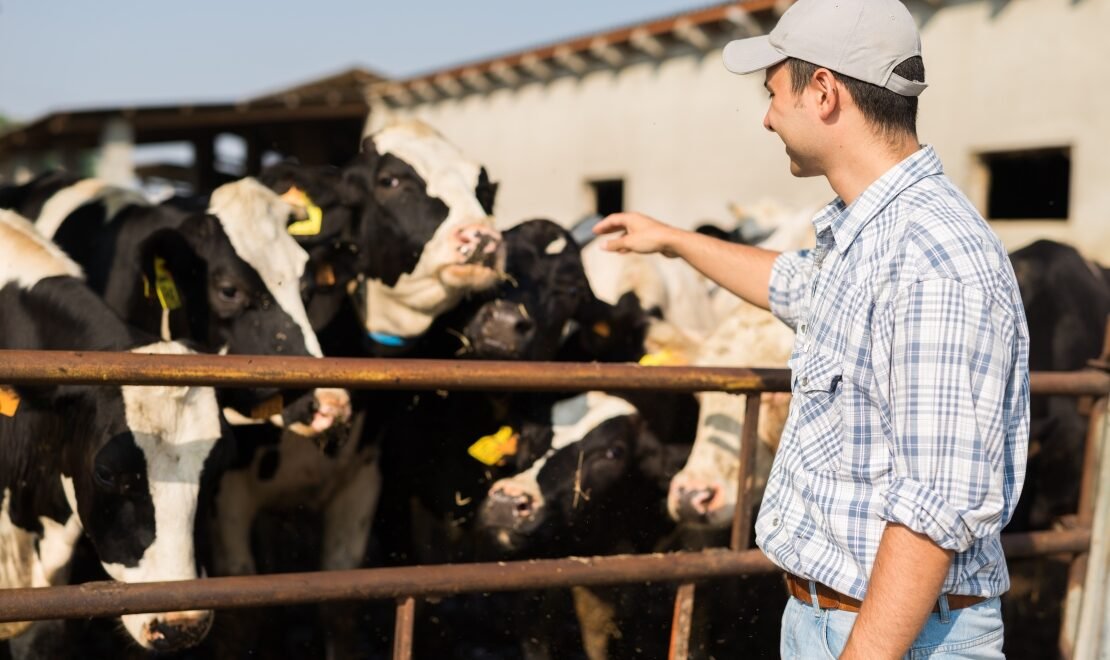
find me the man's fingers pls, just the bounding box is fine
[593,216,627,236]
[601,236,628,253]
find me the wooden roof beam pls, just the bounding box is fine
[674,18,712,50]
[589,38,624,67]
[410,80,439,103]
[489,61,521,86]
[520,53,553,79]
[726,6,765,37]
[553,45,589,74]
[461,68,491,91]
[630,28,666,58]
[434,74,464,96]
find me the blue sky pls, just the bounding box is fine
[0,0,717,121]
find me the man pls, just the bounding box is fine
[594,0,1029,657]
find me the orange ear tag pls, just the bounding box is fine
[0,386,20,417]
[250,394,284,421]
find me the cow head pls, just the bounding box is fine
[54,343,224,651]
[340,119,506,349]
[134,179,350,435]
[478,393,685,556]
[665,303,794,529]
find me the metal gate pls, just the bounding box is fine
[0,348,1106,659]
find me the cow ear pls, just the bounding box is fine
[136,228,206,340]
[476,167,497,216]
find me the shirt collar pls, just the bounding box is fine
[815,146,943,255]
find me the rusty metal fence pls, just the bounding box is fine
[0,349,1107,659]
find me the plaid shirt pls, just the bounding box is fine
[758,146,1030,600]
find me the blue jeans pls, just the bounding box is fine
[780,593,1005,659]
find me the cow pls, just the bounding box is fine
[476,391,694,660]
[0,174,351,434]
[262,118,506,357]
[1007,239,1110,530]
[640,208,812,532]
[0,210,226,653]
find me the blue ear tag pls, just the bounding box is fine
[367,332,410,348]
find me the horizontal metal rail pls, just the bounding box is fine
[1,350,1108,396]
[0,529,1088,624]
[0,350,792,393]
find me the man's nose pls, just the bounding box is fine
[763,111,773,132]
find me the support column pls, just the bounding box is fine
[193,134,217,193]
[95,117,136,187]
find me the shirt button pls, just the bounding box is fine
[800,376,809,387]
[772,517,780,527]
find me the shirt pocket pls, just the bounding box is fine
[793,349,844,473]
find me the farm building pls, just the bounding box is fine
[1,0,1107,258]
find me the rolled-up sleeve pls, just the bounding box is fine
[768,249,813,331]
[878,278,1026,552]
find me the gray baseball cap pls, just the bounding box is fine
[723,0,927,97]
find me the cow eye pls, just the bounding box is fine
[93,464,119,491]
[377,175,401,189]
[604,445,626,460]
[218,285,240,302]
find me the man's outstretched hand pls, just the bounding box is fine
[593,212,684,258]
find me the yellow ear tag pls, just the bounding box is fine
[282,186,323,236]
[468,426,519,466]
[639,349,683,367]
[592,321,611,338]
[250,394,284,421]
[153,257,182,311]
[0,387,20,417]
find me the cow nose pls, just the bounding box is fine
[484,487,536,528]
[455,224,502,267]
[145,610,214,651]
[311,387,351,432]
[675,484,720,522]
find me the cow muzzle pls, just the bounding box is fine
[131,609,214,651]
[464,299,535,359]
[478,481,544,550]
[283,388,353,444]
[442,224,505,289]
[668,478,732,528]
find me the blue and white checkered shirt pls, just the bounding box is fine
[757,146,1030,600]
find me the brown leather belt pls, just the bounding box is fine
[785,573,986,614]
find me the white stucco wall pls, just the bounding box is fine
[376,0,1110,259]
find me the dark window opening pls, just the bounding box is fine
[981,147,1070,220]
[591,179,624,217]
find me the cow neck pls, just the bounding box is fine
[36,179,147,240]
[207,178,322,357]
[357,271,464,341]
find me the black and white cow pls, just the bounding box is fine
[261,119,506,357]
[475,392,693,659]
[0,210,225,652]
[1,175,351,434]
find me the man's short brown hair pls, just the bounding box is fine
[787,57,925,139]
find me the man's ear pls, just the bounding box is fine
[811,68,840,120]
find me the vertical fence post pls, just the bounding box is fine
[392,596,415,660]
[1074,396,1110,659]
[668,583,697,660]
[1058,321,1110,659]
[731,394,763,552]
